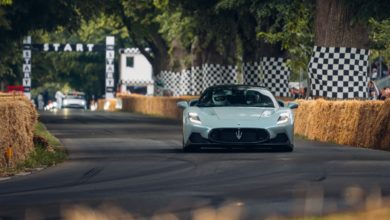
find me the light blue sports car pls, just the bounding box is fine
[177,85,298,152]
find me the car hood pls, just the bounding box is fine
[199,107,275,120]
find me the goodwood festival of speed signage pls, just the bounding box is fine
[22,36,115,100]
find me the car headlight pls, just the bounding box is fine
[188,112,201,124]
[63,100,68,105]
[277,112,290,124]
[81,100,86,105]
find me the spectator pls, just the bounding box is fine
[371,68,378,80]
[368,81,379,100]
[37,94,44,110]
[55,90,65,109]
[378,87,390,100]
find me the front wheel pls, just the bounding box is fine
[183,139,198,152]
[282,144,294,152]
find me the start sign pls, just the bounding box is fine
[42,43,96,52]
[21,36,115,100]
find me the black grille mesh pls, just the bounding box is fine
[209,128,269,143]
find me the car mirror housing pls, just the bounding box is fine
[177,101,189,109]
[287,102,299,109]
[277,100,285,107]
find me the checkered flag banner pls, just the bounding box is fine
[202,64,221,90]
[261,57,290,97]
[179,69,192,95]
[191,66,203,95]
[120,79,154,86]
[202,63,238,91]
[308,46,369,99]
[220,65,238,85]
[157,71,180,96]
[158,64,238,96]
[243,62,262,86]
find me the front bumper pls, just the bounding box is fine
[63,103,86,109]
[186,132,291,148]
[183,123,294,148]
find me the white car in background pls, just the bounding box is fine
[63,92,87,110]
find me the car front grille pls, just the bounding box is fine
[209,128,269,144]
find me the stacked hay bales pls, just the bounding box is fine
[97,98,117,111]
[295,99,389,150]
[120,95,197,120]
[0,95,38,168]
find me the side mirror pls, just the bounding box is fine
[177,101,189,109]
[277,100,285,107]
[287,102,299,109]
[189,99,198,106]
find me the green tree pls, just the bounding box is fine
[369,18,390,62]
[0,0,101,89]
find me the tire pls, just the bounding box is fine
[182,139,198,152]
[183,145,195,152]
[282,144,294,152]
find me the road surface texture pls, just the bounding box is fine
[0,109,390,220]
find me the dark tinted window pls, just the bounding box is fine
[197,86,275,107]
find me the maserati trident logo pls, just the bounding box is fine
[235,128,243,140]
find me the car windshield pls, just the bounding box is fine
[197,86,276,108]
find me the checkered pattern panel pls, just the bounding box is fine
[118,48,140,54]
[179,70,192,95]
[202,64,222,90]
[158,64,238,96]
[120,80,154,86]
[308,46,369,99]
[243,62,262,86]
[220,65,238,85]
[171,72,182,96]
[261,57,290,97]
[158,71,175,96]
[191,66,203,95]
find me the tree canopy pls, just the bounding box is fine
[1,0,390,94]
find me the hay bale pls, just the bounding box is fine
[97,99,117,111]
[121,95,198,120]
[356,101,383,148]
[371,99,390,150]
[294,99,388,150]
[0,97,38,168]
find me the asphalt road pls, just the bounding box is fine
[1,109,390,220]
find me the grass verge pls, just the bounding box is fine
[0,122,67,176]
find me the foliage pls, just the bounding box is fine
[345,0,390,24]
[18,122,66,169]
[0,0,101,79]
[253,0,314,80]
[369,18,390,62]
[2,0,390,92]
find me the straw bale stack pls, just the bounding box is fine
[97,99,117,111]
[121,95,197,120]
[370,99,390,150]
[295,99,390,150]
[0,96,38,168]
